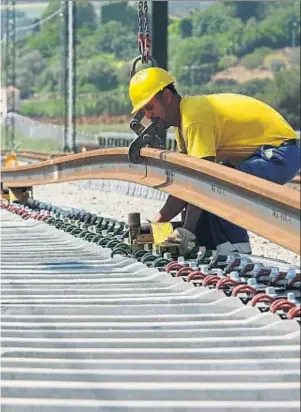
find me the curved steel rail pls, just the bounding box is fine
[1,148,300,254]
[4,149,300,185]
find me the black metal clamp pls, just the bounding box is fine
[129,55,161,164]
[128,115,162,164]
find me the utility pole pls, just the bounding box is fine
[4,0,16,150]
[67,0,73,152]
[62,0,76,153]
[152,1,168,148]
[60,0,68,152]
[151,1,168,71]
[71,0,77,153]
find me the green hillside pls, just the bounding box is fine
[2,0,300,129]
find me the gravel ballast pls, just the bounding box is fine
[33,181,300,267]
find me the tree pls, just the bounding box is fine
[26,0,61,58]
[1,9,33,39]
[78,55,119,91]
[15,50,46,97]
[168,34,182,63]
[237,3,300,56]
[34,61,61,93]
[170,36,223,86]
[26,0,97,59]
[258,4,300,49]
[100,2,138,33]
[263,68,300,129]
[169,17,193,38]
[116,62,132,88]
[192,2,238,37]
[226,1,267,22]
[76,0,97,31]
[94,21,136,60]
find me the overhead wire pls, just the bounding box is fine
[15,8,61,32]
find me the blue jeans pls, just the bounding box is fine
[237,143,300,184]
[196,142,300,251]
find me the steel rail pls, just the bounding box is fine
[1,148,300,254]
[3,149,300,183]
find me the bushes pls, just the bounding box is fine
[77,54,119,92]
[20,72,300,131]
[240,49,289,73]
[177,78,272,99]
[237,3,300,56]
[21,90,132,118]
[192,2,238,37]
[269,58,286,73]
[241,53,264,70]
[170,36,224,85]
[262,68,300,129]
[218,55,238,71]
[240,47,272,69]
[264,53,287,72]
[21,99,64,117]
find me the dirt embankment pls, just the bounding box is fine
[211,65,274,84]
[211,47,300,85]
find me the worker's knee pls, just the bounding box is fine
[238,157,274,181]
[238,145,300,185]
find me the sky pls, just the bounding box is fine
[0,1,213,19]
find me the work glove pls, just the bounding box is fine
[165,227,196,257]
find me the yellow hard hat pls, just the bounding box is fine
[129,67,176,114]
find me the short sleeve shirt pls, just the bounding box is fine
[174,93,297,165]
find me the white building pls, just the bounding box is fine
[0,87,21,118]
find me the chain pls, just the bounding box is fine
[144,1,149,34]
[137,1,144,57]
[137,1,151,64]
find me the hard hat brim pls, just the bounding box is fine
[130,78,175,114]
[131,96,152,115]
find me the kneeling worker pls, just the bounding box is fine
[129,68,300,256]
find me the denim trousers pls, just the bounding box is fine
[195,143,301,251]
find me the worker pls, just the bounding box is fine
[129,67,300,256]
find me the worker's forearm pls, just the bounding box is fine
[183,203,203,234]
[153,195,186,222]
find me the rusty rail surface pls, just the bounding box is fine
[1,148,300,254]
[4,149,300,185]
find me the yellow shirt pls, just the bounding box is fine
[174,93,297,165]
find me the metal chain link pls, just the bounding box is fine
[138,2,144,34]
[138,1,144,56]
[144,1,149,34]
[137,0,151,63]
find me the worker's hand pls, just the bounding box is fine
[165,227,196,257]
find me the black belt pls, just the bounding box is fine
[279,139,297,147]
